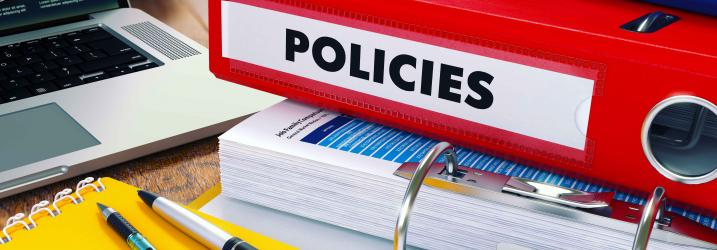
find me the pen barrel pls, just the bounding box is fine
[127,233,155,250]
[153,197,233,250]
[225,237,258,250]
[107,212,139,240]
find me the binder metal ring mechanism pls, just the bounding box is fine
[394,143,717,250]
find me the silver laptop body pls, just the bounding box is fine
[0,0,282,198]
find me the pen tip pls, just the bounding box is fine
[97,202,108,212]
[137,190,159,207]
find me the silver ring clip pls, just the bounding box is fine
[394,142,457,250]
[393,142,716,249]
[632,186,666,250]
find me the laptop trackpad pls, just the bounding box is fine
[0,103,100,171]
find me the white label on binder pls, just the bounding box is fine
[221,2,596,150]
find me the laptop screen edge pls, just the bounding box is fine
[0,0,129,37]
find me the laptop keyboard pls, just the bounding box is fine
[0,27,159,104]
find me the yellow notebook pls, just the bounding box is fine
[0,177,295,250]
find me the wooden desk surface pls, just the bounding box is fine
[0,1,219,223]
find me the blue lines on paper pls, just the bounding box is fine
[301,116,716,230]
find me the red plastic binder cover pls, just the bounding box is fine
[209,0,717,213]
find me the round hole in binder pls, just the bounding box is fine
[642,95,717,184]
[394,142,458,250]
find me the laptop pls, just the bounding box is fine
[0,0,283,198]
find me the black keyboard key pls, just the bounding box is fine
[2,49,20,59]
[64,44,90,54]
[28,72,56,84]
[104,64,128,72]
[84,27,104,33]
[43,35,61,42]
[23,45,46,55]
[3,43,21,49]
[79,51,107,61]
[82,73,108,83]
[77,53,145,73]
[0,72,6,82]
[52,66,81,78]
[32,61,59,72]
[0,88,32,102]
[0,60,16,70]
[54,77,84,89]
[63,31,82,39]
[17,54,42,65]
[131,62,158,72]
[89,39,134,56]
[6,66,33,78]
[23,40,41,46]
[28,82,58,95]
[68,31,111,44]
[46,39,69,49]
[41,49,67,60]
[128,53,147,62]
[108,66,132,76]
[1,78,30,89]
[56,55,83,66]
[2,44,22,54]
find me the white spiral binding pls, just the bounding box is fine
[0,177,105,245]
[28,200,54,228]
[52,188,77,215]
[2,213,29,244]
[75,177,103,203]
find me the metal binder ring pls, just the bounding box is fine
[394,142,457,250]
[632,186,666,250]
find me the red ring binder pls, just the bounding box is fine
[210,0,717,223]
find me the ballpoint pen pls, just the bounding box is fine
[138,190,257,250]
[97,203,156,250]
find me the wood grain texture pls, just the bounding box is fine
[0,0,217,223]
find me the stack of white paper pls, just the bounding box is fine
[219,100,713,250]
